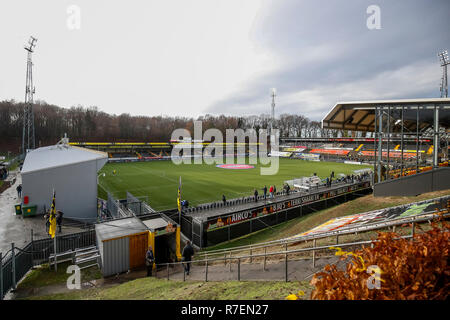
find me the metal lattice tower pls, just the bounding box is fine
[438,50,449,98]
[22,36,37,155]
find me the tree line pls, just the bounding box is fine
[0,99,348,153]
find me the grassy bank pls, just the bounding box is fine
[24,278,312,300]
[18,262,102,289]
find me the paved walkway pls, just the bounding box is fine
[155,256,343,282]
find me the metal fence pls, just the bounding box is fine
[126,191,155,216]
[107,192,119,218]
[0,229,96,300]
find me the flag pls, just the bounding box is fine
[48,190,57,238]
[177,176,182,213]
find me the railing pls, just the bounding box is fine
[0,229,96,300]
[154,235,413,282]
[181,175,373,215]
[193,201,449,261]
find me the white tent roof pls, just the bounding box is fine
[21,145,107,174]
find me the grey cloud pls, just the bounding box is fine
[205,0,450,119]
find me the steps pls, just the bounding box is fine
[74,246,101,270]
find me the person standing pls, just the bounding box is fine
[254,189,258,202]
[263,185,267,200]
[222,194,226,205]
[269,185,274,199]
[44,212,50,235]
[56,210,64,233]
[16,184,22,198]
[182,240,194,275]
[146,246,154,277]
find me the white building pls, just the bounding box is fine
[21,143,108,222]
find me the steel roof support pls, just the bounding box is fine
[433,105,439,168]
[416,107,420,173]
[401,106,404,176]
[377,108,383,183]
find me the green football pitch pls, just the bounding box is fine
[98,158,372,211]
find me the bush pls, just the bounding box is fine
[310,219,449,300]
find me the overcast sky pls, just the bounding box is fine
[0,0,449,120]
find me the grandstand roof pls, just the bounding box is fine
[21,144,107,174]
[322,98,450,132]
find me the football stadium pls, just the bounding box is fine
[1,0,450,305]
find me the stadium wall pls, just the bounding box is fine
[373,167,450,197]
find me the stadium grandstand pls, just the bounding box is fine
[321,98,450,196]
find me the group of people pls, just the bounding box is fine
[44,210,64,235]
[145,240,194,277]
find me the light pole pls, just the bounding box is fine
[270,88,276,134]
[438,50,449,98]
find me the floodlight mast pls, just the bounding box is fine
[22,36,37,156]
[438,50,449,98]
[270,88,276,132]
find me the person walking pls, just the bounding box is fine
[146,246,154,277]
[182,240,194,275]
[16,184,22,198]
[254,189,258,202]
[56,210,64,233]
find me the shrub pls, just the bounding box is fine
[310,219,449,300]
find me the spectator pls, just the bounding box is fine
[44,212,50,234]
[222,194,226,205]
[269,185,274,199]
[56,210,64,233]
[326,177,329,188]
[16,184,22,198]
[182,240,194,275]
[146,245,154,277]
[254,189,258,202]
[273,185,277,196]
[263,185,267,200]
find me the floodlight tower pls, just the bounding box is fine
[270,88,276,132]
[438,50,449,98]
[22,36,37,156]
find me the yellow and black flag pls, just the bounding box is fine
[48,190,57,238]
[177,176,182,214]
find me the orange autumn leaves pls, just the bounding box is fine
[310,218,449,300]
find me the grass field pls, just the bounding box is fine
[98,158,371,211]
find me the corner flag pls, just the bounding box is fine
[48,190,57,238]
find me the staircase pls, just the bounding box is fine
[74,246,101,270]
